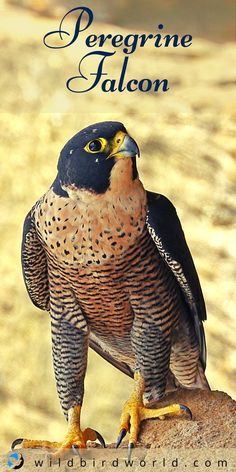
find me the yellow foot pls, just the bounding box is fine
[116,373,192,457]
[12,406,105,458]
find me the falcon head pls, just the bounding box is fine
[55,121,140,195]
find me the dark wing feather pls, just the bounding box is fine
[22,209,50,311]
[146,191,207,369]
[89,337,133,378]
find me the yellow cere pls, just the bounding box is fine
[107,131,127,159]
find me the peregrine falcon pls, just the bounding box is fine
[14,121,209,455]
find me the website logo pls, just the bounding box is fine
[7,452,24,470]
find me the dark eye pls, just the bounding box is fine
[89,140,102,152]
[84,137,107,154]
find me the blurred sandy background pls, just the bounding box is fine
[0,0,236,451]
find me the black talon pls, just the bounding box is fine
[72,444,81,457]
[128,442,135,461]
[94,430,106,448]
[180,404,193,420]
[116,428,127,448]
[11,438,24,450]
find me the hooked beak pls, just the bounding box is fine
[108,134,140,159]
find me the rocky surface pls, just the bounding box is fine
[99,389,236,450]
[1,390,236,472]
[137,389,236,448]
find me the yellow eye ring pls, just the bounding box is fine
[84,138,107,154]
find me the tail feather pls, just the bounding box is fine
[167,362,210,393]
[195,362,211,390]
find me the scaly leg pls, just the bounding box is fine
[120,298,192,456]
[116,372,192,455]
[12,304,105,457]
[12,405,105,456]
